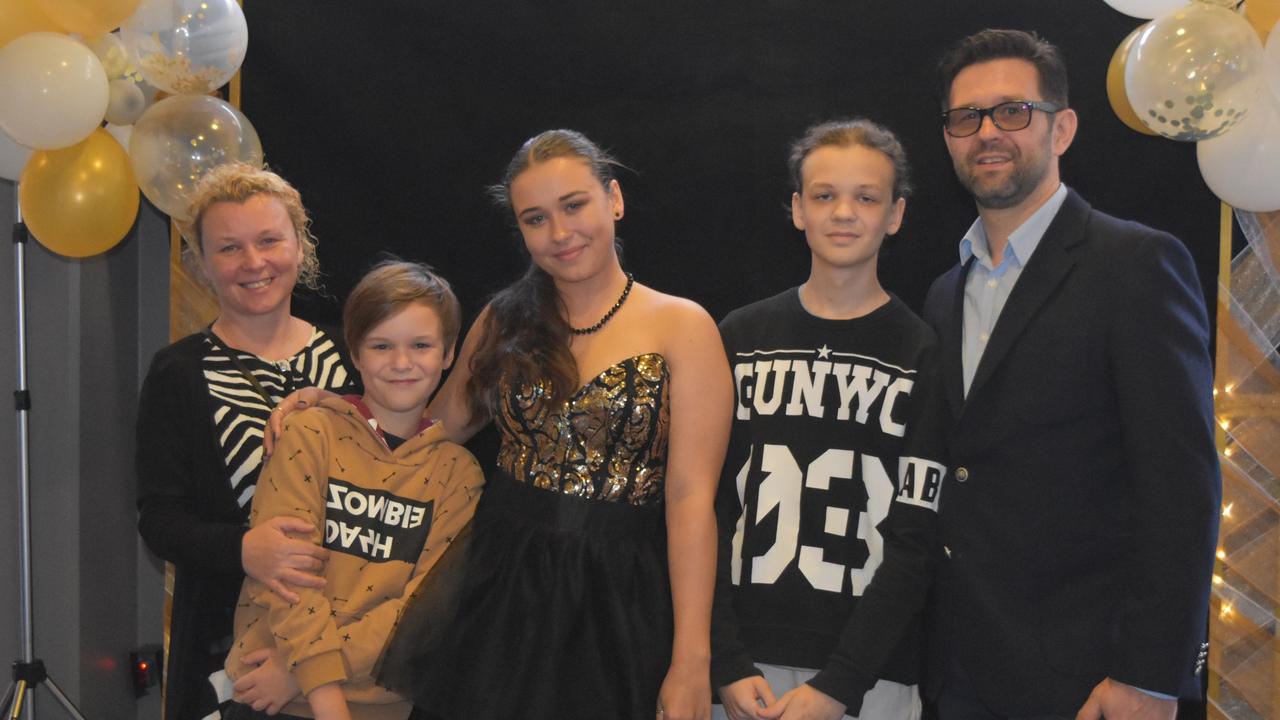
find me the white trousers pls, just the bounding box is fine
[712,662,921,720]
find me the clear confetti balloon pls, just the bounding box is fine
[1125,2,1266,141]
[129,93,262,219]
[84,32,130,78]
[120,0,248,95]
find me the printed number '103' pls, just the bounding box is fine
[730,444,892,596]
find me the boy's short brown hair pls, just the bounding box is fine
[344,260,461,357]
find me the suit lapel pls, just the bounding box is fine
[964,190,1091,405]
[941,262,970,420]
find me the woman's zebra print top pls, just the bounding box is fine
[200,326,355,509]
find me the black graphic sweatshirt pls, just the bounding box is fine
[711,288,946,714]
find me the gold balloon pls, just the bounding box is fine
[20,129,140,258]
[1246,0,1280,40]
[1107,25,1157,136]
[36,0,141,38]
[0,0,61,48]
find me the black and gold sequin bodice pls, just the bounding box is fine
[495,353,670,506]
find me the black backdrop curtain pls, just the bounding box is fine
[239,0,1219,330]
[237,4,1217,714]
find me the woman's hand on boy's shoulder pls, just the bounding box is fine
[264,386,335,455]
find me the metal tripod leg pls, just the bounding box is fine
[2,675,85,720]
[39,677,84,720]
[5,679,27,720]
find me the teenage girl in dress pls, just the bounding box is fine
[377,129,732,720]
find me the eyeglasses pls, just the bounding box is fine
[941,101,1062,138]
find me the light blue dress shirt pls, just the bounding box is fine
[959,183,1068,396]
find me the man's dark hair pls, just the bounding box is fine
[937,29,1069,110]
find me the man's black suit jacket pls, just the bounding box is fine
[922,188,1220,716]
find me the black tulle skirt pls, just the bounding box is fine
[377,472,673,720]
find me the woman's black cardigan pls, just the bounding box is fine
[136,331,354,719]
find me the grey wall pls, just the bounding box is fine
[0,179,169,719]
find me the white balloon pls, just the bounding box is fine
[105,77,146,125]
[0,32,109,150]
[1266,18,1280,103]
[0,129,33,181]
[1197,94,1280,211]
[120,0,248,95]
[1103,0,1188,19]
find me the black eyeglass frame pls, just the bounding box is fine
[941,100,1063,138]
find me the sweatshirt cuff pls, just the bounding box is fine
[293,649,349,695]
[710,653,762,694]
[807,666,875,716]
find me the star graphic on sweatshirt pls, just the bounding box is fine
[817,345,832,359]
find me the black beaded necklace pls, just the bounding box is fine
[570,273,634,335]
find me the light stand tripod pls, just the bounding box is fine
[3,194,86,720]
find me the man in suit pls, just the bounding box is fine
[922,29,1220,720]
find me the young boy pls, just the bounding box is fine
[221,260,484,720]
[711,120,946,720]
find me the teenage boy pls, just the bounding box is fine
[712,119,945,720]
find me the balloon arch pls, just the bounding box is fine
[1102,0,1280,211]
[0,0,256,257]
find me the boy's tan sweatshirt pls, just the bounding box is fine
[226,397,483,720]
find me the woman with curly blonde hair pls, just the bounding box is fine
[137,163,358,720]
